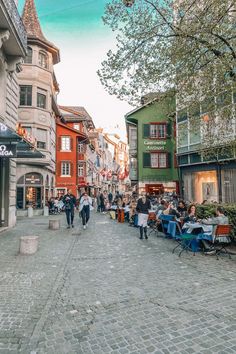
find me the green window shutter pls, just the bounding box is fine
[143,153,151,167]
[166,122,172,138]
[143,124,150,138]
[167,153,171,168]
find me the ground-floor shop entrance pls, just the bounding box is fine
[16,173,43,209]
[0,159,9,227]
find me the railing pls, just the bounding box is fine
[2,0,27,50]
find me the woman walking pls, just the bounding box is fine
[79,193,93,230]
[136,193,151,239]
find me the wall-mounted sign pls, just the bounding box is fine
[146,145,165,151]
[144,140,167,146]
[25,173,43,185]
[0,144,17,158]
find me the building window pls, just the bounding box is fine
[143,152,168,168]
[78,143,84,153]
[38,51,48,69]
[36,128,47,150]
[74,124,80,131]
[37,88,47,109]
[61,136,71,151]
[20,85,32,106]
[78,163,85,176]
[150,124,166,138]
[24,46,32,64]
[61,162,71,176]
[129,127,137,149]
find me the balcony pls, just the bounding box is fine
[0,0,27,56]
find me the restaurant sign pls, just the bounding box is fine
[144,140,167,151]
[0,144,17,158]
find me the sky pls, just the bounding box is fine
[18,0,132,141]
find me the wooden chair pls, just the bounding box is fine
[214,224,232,259]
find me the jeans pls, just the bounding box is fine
[81,205,90,226]
[65,208,74,226]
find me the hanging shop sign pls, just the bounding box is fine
[0,144,17,158]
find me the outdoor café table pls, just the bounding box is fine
[182,222,214,252]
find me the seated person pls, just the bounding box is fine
[183,204,197,223]
[201,207,229,254]
[202,206,229,225]
[177,200,187,217]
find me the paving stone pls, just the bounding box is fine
[0,212,235,353]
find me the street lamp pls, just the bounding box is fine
[123,0,135,7]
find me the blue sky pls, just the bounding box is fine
[18,0,132,140]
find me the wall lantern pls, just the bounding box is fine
[123,0,135,7]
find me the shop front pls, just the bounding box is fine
[17,173,44,209]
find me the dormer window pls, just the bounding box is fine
[25,46,32,64]
[38,51,48,69]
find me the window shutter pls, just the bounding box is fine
[143,153,151,167]
[70,162,74,176]
[57,137,61,151]
[70,138,73,151]
[167,122,172,138]
[167,153,171,168]
[143,124,150,138]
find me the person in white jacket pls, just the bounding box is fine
[79,193,93,230]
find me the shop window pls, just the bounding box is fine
[61,162,71,176]
[61,136,71,151]
[24,46,32,64]
[37,88,47,109]
[16,187,24,209]
[20,85,32,106]
[38,51,48,69]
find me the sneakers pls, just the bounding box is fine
[67,225,70,229]
[83,225,86,230]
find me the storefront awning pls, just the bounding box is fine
[0,122,44,159]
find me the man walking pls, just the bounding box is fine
[63,189,76,229]
[136,193,151,239]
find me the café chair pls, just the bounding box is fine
[214,224,232,260]
[159,214,175,235]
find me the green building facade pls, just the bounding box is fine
[125,93,178,195]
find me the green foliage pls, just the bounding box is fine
[196,204,236,238]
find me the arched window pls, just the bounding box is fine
[38,51,48,69]
[25,46,32,64]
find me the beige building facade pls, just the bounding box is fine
[16,0,60,213]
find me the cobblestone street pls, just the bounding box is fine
[0,212,236,354]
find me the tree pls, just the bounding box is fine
[98,0,236,152]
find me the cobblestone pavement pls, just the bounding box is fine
[0,212,236,354]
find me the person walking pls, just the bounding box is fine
[79,192,93,230]
[100,192,105,213]
[136,193,151,239]
[63,190,76,229]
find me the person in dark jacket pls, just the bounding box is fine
[63,190,76,228]
[136,193,151,239]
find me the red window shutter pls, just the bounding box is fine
[70,137,73,151]
[70,162,74,176]
[57,137,61,151]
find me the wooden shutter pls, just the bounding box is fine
[70,162,74,176]
[57,137,61,151]
[143,152,151,168]
[166,122,172,138]
[70,137,73,151]
[143,124,150,138]
[167,153,171,168]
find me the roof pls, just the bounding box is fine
[59,106,95,129]
[22,0,60,64]
[56,121,89,142]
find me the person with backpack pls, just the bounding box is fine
[63,190,76,229]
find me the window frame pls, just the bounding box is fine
[19,85,32,106]
[37,91,47,109]
[78,162,85,177]
[61,136,71,151]
[150,152,168,169]
[61,162,71,177]
[24,46,33,64]
[38,51,48,69]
